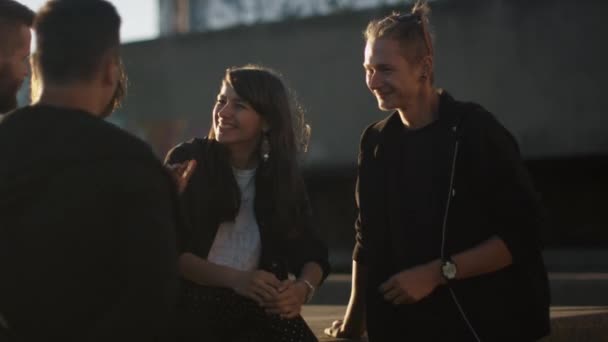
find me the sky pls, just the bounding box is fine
[17,0,159,43]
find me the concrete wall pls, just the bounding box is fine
[118,0,607,166]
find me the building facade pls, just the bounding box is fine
[159,0,416,35]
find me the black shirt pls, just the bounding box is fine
[394,118,452,270]
[0,105,180,341]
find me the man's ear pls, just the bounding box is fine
[420,55,433,80]
[100,53,119,87]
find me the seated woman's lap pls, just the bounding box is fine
[177,282,317,342]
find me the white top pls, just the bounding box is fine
[207,167,262,271]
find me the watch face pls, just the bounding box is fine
[442,261,457,280]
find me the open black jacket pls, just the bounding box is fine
[165,138,330,283]
[353,91,551,340]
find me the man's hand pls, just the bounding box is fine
[165,159,196,194]
[324,260,367,339]
[263,279,308,319]
[232,270,282,306]
[379,259,444,305]
[324,319,366,339]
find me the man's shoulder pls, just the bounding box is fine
[4,105,146,146]
[55,106,159,162]
[448,98,519,152]
[448,98,510,136]
[459,102,498,126]
[2,105,161,170]
[99,121,157,160]
[438,90,495,125]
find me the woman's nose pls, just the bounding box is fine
[217,104,232,119]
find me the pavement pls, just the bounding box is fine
[302,271,608,341]
[303,305,608,342]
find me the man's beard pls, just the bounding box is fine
[0,64,22,114]
[100,63,127,118]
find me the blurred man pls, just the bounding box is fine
[326,1,550,341]
[0,1,180,341]
[0,0,34,116]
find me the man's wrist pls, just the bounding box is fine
[431,259,448,286]
[341,313,367,337]
[440,257,458,283]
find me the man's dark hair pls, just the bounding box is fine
[0,0,35,55]
[33,0,121,84]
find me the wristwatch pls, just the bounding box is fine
[299,279,315,303]
[441,257,458,282]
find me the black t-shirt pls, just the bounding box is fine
[370,117,473,340]
[391,118,453,269]
[0,105,179,341]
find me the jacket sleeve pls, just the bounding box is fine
[352,124,376,265]
[285,188,331,284]
[483,115,544,264]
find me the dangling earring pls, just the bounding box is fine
[261,131,271,162]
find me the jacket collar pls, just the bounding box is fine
[374,89,463,138]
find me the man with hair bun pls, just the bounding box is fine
[326,1,550,341]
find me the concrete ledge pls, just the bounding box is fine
[302,306,608,342]
[304,273,608,341]
[302,305,366,342]
[546,307,608,342]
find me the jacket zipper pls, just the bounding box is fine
[440,127,482,342]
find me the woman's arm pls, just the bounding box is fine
[179,252,240,288]
[262,261,324,319]
[179,252,282,305]
[295,261,323,289]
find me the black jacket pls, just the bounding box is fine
[354,91,550,340]
[0,105,180,341]
[165,138,330,282]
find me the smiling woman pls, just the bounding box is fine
[164,65,330,342]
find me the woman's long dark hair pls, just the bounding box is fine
[207,65,311,237]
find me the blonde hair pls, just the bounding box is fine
[364,0,434,65]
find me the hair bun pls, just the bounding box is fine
[411,0,431,18]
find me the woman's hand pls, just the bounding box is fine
[263,279,308,319]
[232,270,281,306]
[165,159,197,194]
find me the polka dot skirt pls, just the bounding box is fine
[176,281,317,342]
